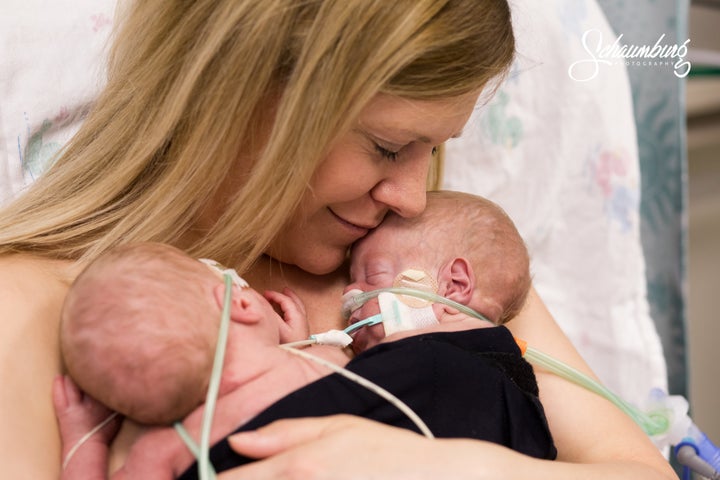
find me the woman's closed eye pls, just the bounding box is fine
[375,144,400,162]
[375,143,439,162]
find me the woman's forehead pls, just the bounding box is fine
[357,92,479,144]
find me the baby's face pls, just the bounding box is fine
[346,226,419,352]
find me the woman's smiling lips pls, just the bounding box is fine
[328,208,379,237]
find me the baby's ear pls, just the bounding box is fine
[437,257,475,305]
[212,284,261,324]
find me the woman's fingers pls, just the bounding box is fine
[218,415,454,480]
[227,415,351,459]
[219,416,372,480]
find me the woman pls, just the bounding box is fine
[0,1,675,478]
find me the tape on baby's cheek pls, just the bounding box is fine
[392,268,438,307]
[378,293,437,336]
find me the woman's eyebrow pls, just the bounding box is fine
[364,130,463,143]
[356,127,464,145]
[395,128,465,144]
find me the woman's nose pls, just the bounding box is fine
[372,156,429,218]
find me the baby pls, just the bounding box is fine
[345,189,531,353]
[55,192,553,479]
[59,242,320,426]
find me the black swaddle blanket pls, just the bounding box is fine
[179,326,556,479]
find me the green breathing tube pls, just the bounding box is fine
[343,287,495,326]
[350,287,669,437]
[522,346,668,435]
[174,274,235,480]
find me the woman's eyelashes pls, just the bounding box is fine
[375,144,400,162]
[374,143,439,162]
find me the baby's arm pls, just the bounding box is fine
[267,288,351,365]
[265,288,310,343]
[52,375,122,480]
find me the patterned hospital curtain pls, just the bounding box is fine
[596,0,689,398]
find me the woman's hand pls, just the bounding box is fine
[218,412,678,480]
[217,415,526,480]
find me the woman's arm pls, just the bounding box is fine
[0,256,71,478]
[215,287,677,479]
[506,287,675,476]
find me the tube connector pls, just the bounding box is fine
[676,443,720,480]
[310,330,353,348]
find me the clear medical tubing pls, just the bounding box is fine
[351,288,670,436]
[378,286,717,469]
[173,273,232,480]
[198,273,233,480]
[522,346,667,435]
[343,287,495,325]
[278,344,434,439]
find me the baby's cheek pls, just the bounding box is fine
[366,322,387,344]
[356,298,381,320]
[350,322,387,355]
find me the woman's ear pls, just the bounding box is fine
[212,284,261,324]
[438,257,475,305]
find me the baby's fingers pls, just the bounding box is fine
[264,289,309,342]
[280,287,306,318]
[52,375,82,411]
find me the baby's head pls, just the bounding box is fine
[61,242,223,424]
[347,191,530,351]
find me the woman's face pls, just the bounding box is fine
[267,91,479,274]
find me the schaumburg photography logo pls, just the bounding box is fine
[568,29,691,81]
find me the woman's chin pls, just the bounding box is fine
[290,249,349,276]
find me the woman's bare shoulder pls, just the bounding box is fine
[0,254,76,321]
[0,254,79,478]
[0,253,79,370]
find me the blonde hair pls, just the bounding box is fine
[379,191,531,324]
[0,0,514,272]
[61,242,220,424]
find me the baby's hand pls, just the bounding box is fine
[52,375,122,460]
[264,288,310,343]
